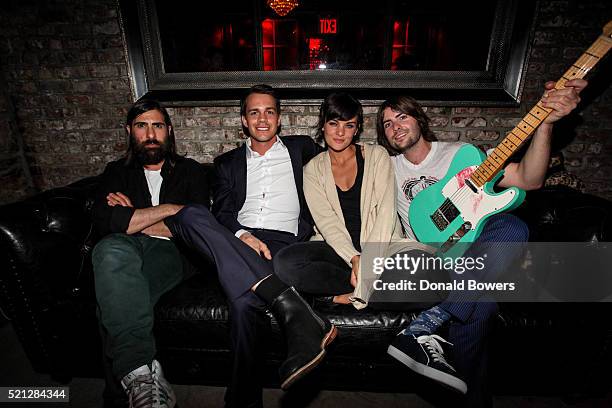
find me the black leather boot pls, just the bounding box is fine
[270,287,337,390]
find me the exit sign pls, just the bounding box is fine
[320,18,337,34]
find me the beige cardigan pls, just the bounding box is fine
[303,143,433,309]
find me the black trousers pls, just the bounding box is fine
[274,241,439,311]
[169,205,299,408]
[274,241,354,295]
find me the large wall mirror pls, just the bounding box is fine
[119,0,538,105]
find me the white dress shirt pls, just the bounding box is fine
[236,137,300,237]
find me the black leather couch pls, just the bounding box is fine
[1,164,612,404]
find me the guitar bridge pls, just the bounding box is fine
[430,199,460,231]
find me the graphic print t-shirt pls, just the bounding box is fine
[391,141,466,239]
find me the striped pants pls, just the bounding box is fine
[441,213,529,407]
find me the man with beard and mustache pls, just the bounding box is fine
[91,99,210,408]
[375,79,586,407]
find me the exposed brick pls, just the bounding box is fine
[55,66,89,79]
[363,116,378,128]
[184,116,222,127]
[63,38,96,49]
[282,105,307,113]
[530,47,559,60]
[196,106,239,115]
[533,31,557,46]
[86,65,119,78]
[540,15,569,27]
[527,62,546,74]
[63,94,92,105]
[430,116,450,127]
[482,107,521,116]
[74,80,105,93]
[562,47,583,59]
[89,48,125,64]
[564,143,584,153]
[466,130,500,141]
[490,117,521,127]
[564,158,583,168]
[64,119,96,130]
[197,129,225,141]
[43,107,75,118]
[92,22,120,36]
[423,107,449,114]
[295,115,319,127]
[360,128,376,140]
[39,80,73,93]
[434,131,461,141]
[451,117,486,127]
[221,116,243,127]
[452,107,481,114]
[48,39,62,50]
[586,143,602,154]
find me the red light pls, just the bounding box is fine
[308,38,322,50]
[308,38,323,70]
[262,19,275,70]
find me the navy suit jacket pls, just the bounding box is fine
[212,135,322,242]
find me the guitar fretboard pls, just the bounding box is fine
[469,30,612,188]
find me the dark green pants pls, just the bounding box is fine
[92,233,184,379]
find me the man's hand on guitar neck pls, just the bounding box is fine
[499,78,587,191]
[541,78,587,125]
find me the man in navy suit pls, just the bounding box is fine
[167,85,330,408]
[212,85,321,255]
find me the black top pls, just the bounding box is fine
[336,146,364,252]
[92,156,210,237]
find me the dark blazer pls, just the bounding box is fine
[92,156,210,237]
[212,135,322,242]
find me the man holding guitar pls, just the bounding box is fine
[375,78,586,407]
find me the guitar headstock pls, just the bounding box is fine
[604,20,612,38]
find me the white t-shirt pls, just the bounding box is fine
[144,169,163,206]
[391,141,466,239]
[143,168,168,240]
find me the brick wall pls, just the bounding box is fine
[0,0,610,204]
[0,78,33,203]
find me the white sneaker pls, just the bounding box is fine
[121,360,176,408]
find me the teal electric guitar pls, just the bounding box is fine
[409,20,612,258]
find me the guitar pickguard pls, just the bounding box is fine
[440,166,517,229]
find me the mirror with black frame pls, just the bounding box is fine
[119,0,538,104]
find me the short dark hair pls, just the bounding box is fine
[124,99,178,165]
[315,92,363,144]
[376,95,436,155]
[240,84,281,118]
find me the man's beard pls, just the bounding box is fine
[133,138,170,165]
[392,131,421,154]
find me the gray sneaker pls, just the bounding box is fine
[121,360,176,408]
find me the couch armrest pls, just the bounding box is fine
[0,176,100,375]
[513,186,612,242]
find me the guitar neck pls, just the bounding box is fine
[469,31,612,188]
